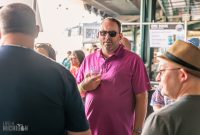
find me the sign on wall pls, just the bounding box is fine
[82,23,100,44]
[149,24,185,48]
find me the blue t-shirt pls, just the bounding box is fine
[0,46,89,135]
[62,58,71,70]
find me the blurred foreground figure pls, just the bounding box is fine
[0,3,90,135]
[142,40,200,135]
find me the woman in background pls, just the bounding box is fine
[70,50,85,78]
[70,50,86,103]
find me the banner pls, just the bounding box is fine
[149,24,185,48]
[82,23,100,44]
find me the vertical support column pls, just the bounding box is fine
[184,20,187,41]
[140,0,157,78]
[132,26,137,52]
[146,0,154,78]
[140,0,145,60]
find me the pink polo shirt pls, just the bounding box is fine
[76,45,151,135]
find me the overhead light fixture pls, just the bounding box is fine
[83,4,92,14]
[98,10,105,17]
[91,7,98,16]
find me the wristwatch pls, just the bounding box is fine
[134,128,142,134]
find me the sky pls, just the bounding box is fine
[36,0,101,62]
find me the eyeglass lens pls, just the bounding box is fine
[99,31,117,37]
[158,68,180,76]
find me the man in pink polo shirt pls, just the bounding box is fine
[77,17,151,135]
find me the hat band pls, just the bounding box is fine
[166,52,200,72]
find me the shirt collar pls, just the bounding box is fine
[98,44,124,59]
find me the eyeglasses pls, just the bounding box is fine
[99,31,118,37]
[157,68,181,76]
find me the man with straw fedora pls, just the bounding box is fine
[142,40,200,135]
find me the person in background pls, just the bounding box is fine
[88,44,99,54]
[120,37,132,50]
[70,50,85,78]
[62,50,72,69]
[142,40,200,135]
[35,43,56,60]
[150,86,174,111]
[70,50,86,103]
[76,17,151,135]
[0,3,91,135]
[150,37,200,111]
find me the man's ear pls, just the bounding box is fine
[180,68,188,82]
[33,25,40,38]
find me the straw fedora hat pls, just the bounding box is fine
[158,40,200,77]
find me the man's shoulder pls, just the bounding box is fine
[85,50,100,59]
[145,105,175,128]
[124,50,140,58]
[144,97,200,135]
[122,49,141,59]
[150,100,186,120]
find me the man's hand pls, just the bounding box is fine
[81,73,101,92]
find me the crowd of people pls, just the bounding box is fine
[0,2,200,135]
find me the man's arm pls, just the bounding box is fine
[78,73,101,94]
[133,91,148,135]
[67,129,91,135]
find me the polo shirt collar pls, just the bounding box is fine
[98,44,124,59]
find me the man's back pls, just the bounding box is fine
[0,46,88,134]
[143,95,200,135]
